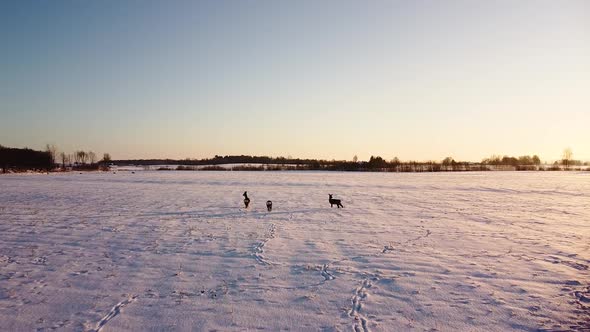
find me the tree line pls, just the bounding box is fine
[1,144,586,173]
[0,144,112,173]
[0,145,52,173]
[115,152,587,172]
[481,154,541,166]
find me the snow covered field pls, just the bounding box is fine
[1,171,589,331]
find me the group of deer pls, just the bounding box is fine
[242,192,344,211]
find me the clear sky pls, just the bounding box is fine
[1,1,588,162]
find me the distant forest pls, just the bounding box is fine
[0,145,108,173]
[114,153,588,172]
[0,146,51,172]
[1,145,587,173]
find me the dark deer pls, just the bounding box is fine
[266,200,272,212]
[329,194,344,208]
[243,191,250,208]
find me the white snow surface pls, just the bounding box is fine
[0,171,589,331]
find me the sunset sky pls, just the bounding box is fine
[1,1,588,162]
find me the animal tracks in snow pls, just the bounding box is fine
[381,229,432,254]
[320,264,335,281]
[571,285,590,330]
[92,295,138,332]
[2,171,589,331]
[545,255,589,271]
[349,279,372,332]
[253,240,273,265]
[252,223,277,266]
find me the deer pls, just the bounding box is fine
[243,191,250,208]
[329,194,344,208]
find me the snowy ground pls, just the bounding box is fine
[1,171,589,331]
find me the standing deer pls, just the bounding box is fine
[328,194,344,208]
[243,191,250,208]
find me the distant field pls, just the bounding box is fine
[0,171,588,331]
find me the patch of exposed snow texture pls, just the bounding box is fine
[0,171,588,331]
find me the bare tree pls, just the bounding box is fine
[76,151,88,164]
[46,144,57,168]
[352,155,358,163]
[59,152,67,169]
[88,151,96,165]
[442,157,455,171]
[517,156,533,165]
[390,157,400,172]
[102,153,112,163]
[484,154,502,165]
[562,148,573,169]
